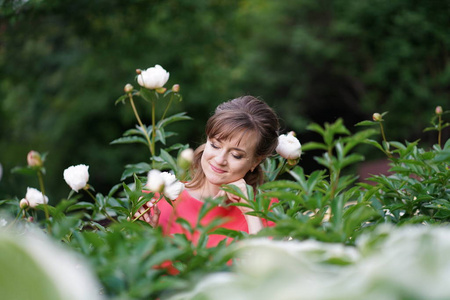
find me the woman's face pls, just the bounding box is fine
[201,132,260,187]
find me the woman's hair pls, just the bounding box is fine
[186,95,280,190]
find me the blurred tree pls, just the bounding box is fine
[1,0,449,200]
[236,0,450,163]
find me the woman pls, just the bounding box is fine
[137,95,280,247]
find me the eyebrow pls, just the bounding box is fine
[211,138,248,154]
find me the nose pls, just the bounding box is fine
[214,150,227,165]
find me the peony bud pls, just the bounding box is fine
[155,87,167,94]
[146,170,165,193]
[124,83,133,93]
[63,164,90,192]
[20,198,29,209]
[27,150,43,167]
[435,106,443,115]
[372,113,382,122]
[178,148,194,170]
[137,64,170,90]
[276,132,302,160]
[25,187,49,208]
[172,84,180,93]
[136,69,142,74]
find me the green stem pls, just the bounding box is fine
[151,99,156,161]
[128,93,153,156]
[37,170,51,226]
[85,189,117,223]
[161,93,174,120]
[379,122,392,157]
[438,114,442,148]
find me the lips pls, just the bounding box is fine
[210,163,226,174]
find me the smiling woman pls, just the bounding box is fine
[137,96,280,246]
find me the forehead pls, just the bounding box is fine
[212,130,259,152]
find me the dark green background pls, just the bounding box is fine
[1,0,449,201]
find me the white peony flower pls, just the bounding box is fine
[25,187,49,208]
[63,164,90,192]
[160,172,184,200]
[137,64,170,89]
[146,169,165,193]
[276,131,302,160]
[145,170,185,200]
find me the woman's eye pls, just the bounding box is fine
[210,143,219,149]
[232,153,243,160]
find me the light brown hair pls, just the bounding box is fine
[186,95,280,190]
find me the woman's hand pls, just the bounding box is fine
[215,179,251,211]
[215,178,263,234]
[134,199,161,227]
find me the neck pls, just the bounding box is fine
[188,181,221,201]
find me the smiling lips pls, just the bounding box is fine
[210,164,226,174]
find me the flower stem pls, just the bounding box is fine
[161,93,174,120]
[37,170,50,226]
[438,114,442,148]
[379,122,392,158]
[151,99,156,161]
[128,93,153,156]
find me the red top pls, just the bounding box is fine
[157,190,274,248]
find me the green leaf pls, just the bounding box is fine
[159,149,178,172]
[121,163,151,181]
[157,112,192,128]
[355,120,376,127]
[110,136,148,146]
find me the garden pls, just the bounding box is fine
[1,64,449,299]
[1,1,450,299]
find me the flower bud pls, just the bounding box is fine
[137,65,170,90]
[178,148,194,170]
[436,106,443,115]
[63,164,90,192]
[136,69,142,74]
[155,87,167,94]
[25,187,49,208]
[372,113,382,122]
[172,84,180,93]
[27,150,43,167]
[20,198,29,209]
[276,132,302,160]
[124,83,133,93]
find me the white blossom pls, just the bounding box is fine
[276,132,302,160]
[63,164,90,192]
[137,65,170,89]
[25,187,49,208]
[146,169,165,193]
[145,170,185,200]
[160,172,185,200]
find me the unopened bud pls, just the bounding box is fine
[287,158,299,166]
[124,83,133,93]
[287,131,296,137]
[372,113,382,122]
[27,216,34,222]
[136,69,142,74]
[20,198,29,209]
[172,84,180,93]
[178,148,194,169]
[27,151,43,167]
[155,87,167,94]
[436,106,443,115]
